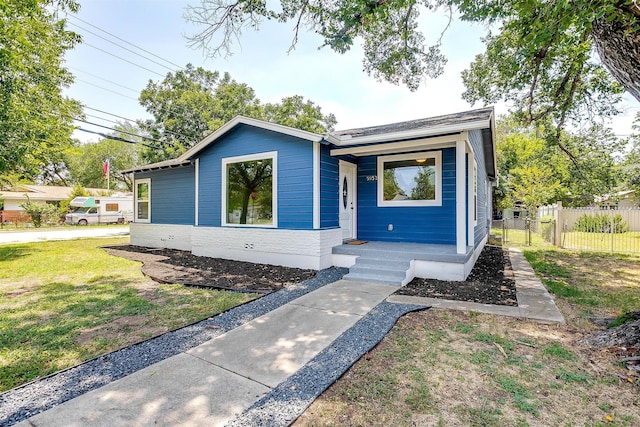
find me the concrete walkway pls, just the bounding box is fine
[388,248,566,324]
[0,226,129,244]
[16,280,398,427]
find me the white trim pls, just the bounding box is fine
[473,159,478,227]
[194,158,199,226]
[180,115,323,160]
[134,178,151,223]
[338,160,358,240]
[376,151,442,207]
[330,134,457,157]
[313,141,320,229]
[467,147,474,246]
[221,151,278,228]
[328,119,491,146]
[455,140,466,254]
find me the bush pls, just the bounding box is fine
[574,213,629,233]
[19,197,59,228]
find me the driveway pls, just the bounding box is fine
[0,226,129,245]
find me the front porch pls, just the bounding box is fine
[332,241,478,285]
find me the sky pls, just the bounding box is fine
[63,0,640,144]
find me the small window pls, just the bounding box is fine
[135,179,151,223]
[222,152,277,227]
[105,203,119,212]
[377,152,442,207]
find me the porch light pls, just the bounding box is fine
[416,158,426,163]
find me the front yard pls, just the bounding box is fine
[296,246,640,426]
[0,237,257,392]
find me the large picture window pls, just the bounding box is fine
[222,152,277,227]
[135,178,150,222]
[377,152,442,207]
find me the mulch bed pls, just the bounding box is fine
[105,244,517,305]
[395,245,518,306]
[103,245,316,293]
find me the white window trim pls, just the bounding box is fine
[221,151,278,228]
[135,178,151,223]
[473,159,478,226]
[377,151,442,207]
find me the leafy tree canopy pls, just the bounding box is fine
[184,0,638,133]
[66,122,145,191]
[0,0,82,179]
[495,115,626,210]
[138,64,336,162]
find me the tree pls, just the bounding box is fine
[227,160,273,224]
[183,0,640,100]
[1,0,82,180]
[139,65,336,162]
[20,196,58,228]
[184,1,638,135]
[66,122,145,191]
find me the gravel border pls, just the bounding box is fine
[227,301,427,427]
[0,267,347,427]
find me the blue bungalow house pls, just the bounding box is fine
[125,107,497,283]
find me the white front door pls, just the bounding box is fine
[339,161,357,240]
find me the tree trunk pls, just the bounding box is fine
[240,189,251,224]
[591,15,640,103]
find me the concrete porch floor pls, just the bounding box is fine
[332,241,473,263]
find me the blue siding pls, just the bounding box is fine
[469,129,489,247]
[136,166,195,225]
[356,148,457,244]
[197,125,314,229]
[319,145,339,228]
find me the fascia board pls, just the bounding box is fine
[330,119,490,146]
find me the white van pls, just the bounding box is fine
[65,196,133,225]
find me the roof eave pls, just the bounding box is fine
[120,159,192,174]
[331,118,492,146]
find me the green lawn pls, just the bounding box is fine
[0,237,257,392]
[297,243,640,426]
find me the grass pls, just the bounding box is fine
[0,237,257,392]
[295,242,640,426]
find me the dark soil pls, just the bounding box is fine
[105,244,516,305]
[103,245,316,293]
[395,245,518,306]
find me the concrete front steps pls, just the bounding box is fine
[342,255,412,286]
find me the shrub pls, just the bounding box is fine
[19,196,59,227]
[573,213,628,233]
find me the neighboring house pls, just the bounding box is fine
[125,107,497,282]
[0,185,132,222]
[595,190,638,208]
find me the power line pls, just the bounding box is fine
[75,78,140,101]
[67,14,184,70]
[82,41,166,77]
[75,119,168,146]
[70,67,140,93]
[68,21,177,73]
[76,128,161,150]
[82,105,198,141]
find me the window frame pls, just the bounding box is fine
[473,159,478,226]
[377,151,442,207]
[221,151,278,228]
[135,178,151,223]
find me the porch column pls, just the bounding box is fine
[456,139,467,254]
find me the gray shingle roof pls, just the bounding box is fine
[331,107,494,138]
